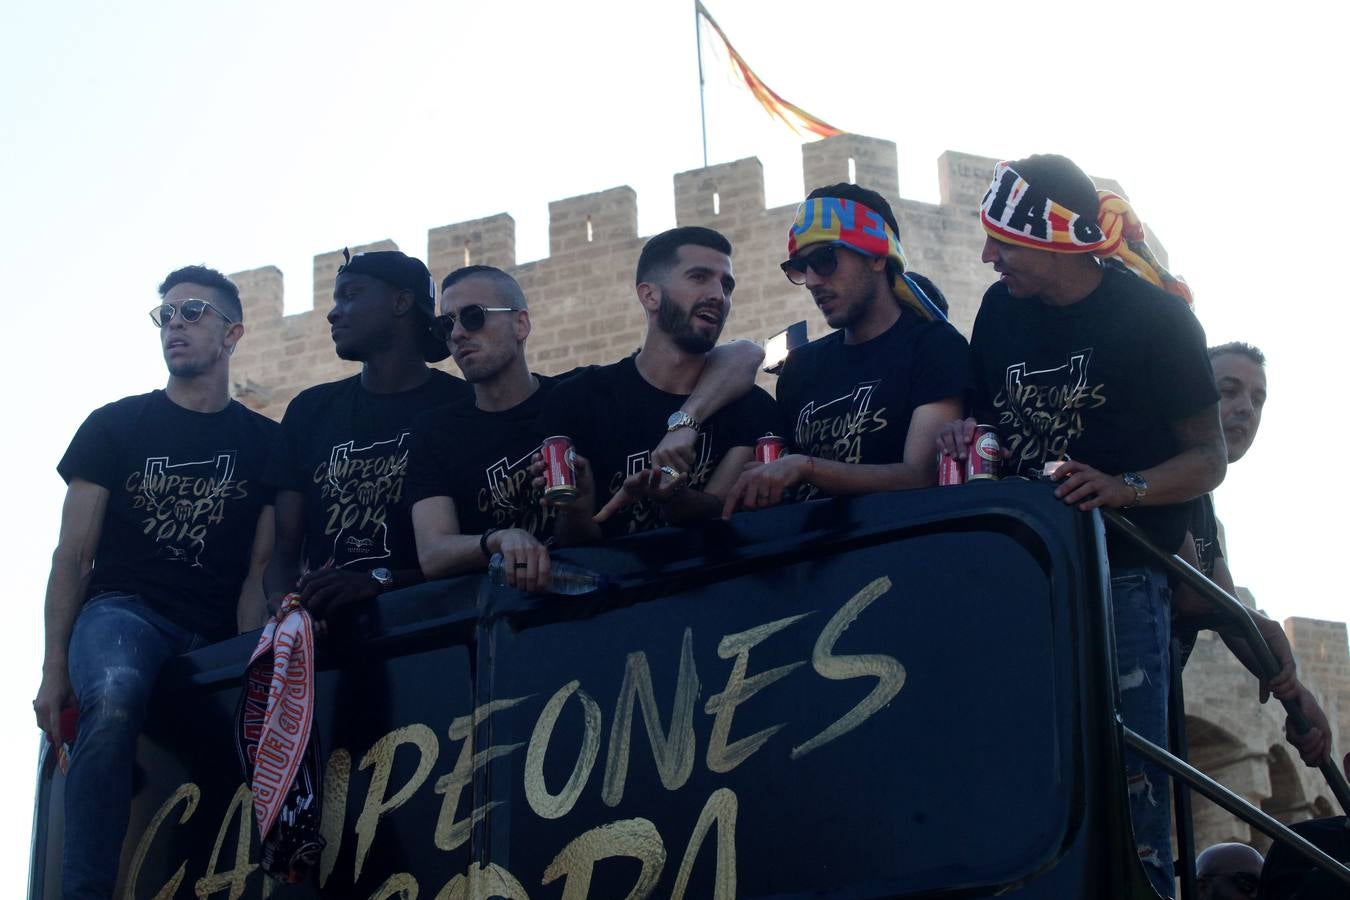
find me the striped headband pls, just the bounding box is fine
[787,197,946,321]
[980,161,1193,304]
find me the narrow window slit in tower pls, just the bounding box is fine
[713,191,721,215]
[848,157,857,184]
[463,240,471,267]
[586,215,594,242]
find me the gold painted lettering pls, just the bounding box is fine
[319,748,351,887]
[541,818,665,900]
[602,628,699,807]
[791,576,905,759]
[354,724,440,882]
[193,783,257,899]
[123,782,200,900]
[525,681,601,820]
[434,696,530,851]
[367,872,419,899]
[432,863,531,900]
[670,788,738,900]
[704,614,809,774]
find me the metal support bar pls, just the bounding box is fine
[1123,727,1350,888]
[1169,639,1197,900]
[1102,509,1350,815]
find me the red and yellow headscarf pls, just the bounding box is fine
[787,197,946,321]
[980,160,1193,305]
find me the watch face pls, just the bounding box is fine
[371,567,393,585]
[667,411,687,429]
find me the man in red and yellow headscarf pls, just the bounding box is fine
[939,154,1226,899]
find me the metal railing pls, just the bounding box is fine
[1101,509,1350,894]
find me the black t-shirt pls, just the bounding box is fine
[57,391,278,641]
[969,265,1219,565]
[267,370,471,574]
[405,374,568,540]
[1189,493,1223,579]
[538,355,778,537]
[776,310,971,499]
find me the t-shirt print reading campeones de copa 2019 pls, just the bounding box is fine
[792,380,887,464]
[314,432,410,568]
[127,451,247,567]
[993,348,1108,468]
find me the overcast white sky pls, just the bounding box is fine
[2,0,1346,888]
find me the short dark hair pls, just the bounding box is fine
[805,183,900,235]
[1005,154,1099,219]
[1209,341,1266,366]
[158,265,243,322]
[635,226,731,285]
[441,265,528,309]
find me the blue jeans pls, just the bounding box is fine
[62,592,207,900]
[1111,567,1174,899]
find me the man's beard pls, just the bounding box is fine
[656,292,720,354]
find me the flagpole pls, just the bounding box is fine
[694,1,709,168]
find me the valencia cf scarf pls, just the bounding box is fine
[980,160,1193,305]
[787,197,948,321]
[236,594,325,882]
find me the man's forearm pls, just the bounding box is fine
[681,339,764,421]
[1138,444,1227,506]
[802,457,934,495]
[419,533,491,580]
[42,554,88,674]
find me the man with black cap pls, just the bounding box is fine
[264,249,470,618]
[722,183,970,515]
[938,155,1226,897]
[35,265,277,898]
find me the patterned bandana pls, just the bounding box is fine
[237,595,325,883]
[980,161,1193,305]
[787,197,946,321]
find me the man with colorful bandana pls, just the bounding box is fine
[723,183,970,515]
[938,154,1226,898]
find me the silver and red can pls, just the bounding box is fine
[965,425,1002,481]
[938,450,965,486]
[756,434,786,464]
[542,435,578,501]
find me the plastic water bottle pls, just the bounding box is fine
[488,553,607,595]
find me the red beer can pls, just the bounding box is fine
[756,434,786,464]
[965,425,1002,481]
[938,450,965,486]
[542,435,578,501]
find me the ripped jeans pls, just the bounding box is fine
[62,592,207,900]
[1111,567,1174,899]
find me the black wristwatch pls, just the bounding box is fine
[370,567,394,591]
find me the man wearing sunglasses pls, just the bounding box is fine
[539,226,777,541]
[35,265,277,898]
[722,183,970,517]
[937,154,1226,898]
[264,249,471,621]
[409,262,768,587]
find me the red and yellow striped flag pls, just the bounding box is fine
[696,1,844,139]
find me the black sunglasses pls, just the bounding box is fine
[780,241,853,285]
[149,298,236,328]
[431,304,519,340]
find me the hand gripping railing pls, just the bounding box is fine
[1101,509,1350,890]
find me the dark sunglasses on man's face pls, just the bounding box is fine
[1201,872,1258,896]
[780,241,853,285]
[431,304,518,340]
[149,298,236,328]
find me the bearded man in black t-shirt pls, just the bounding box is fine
[539,227,777,540]
[936,154,1226,897]
[407,264,766,590]
[34,265,277,899]
[264,249,472,620]
[722,183,970,516]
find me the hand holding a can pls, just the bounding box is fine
[935,417,979,460]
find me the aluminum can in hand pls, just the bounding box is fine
[542,435,578,501]
[965,425,1002,481]
[756,434,786,464]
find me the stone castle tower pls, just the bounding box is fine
[227,133,1349,853]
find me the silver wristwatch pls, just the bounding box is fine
[1121,472,1148,509]
[666,410,700,433]
[370,567,394,591]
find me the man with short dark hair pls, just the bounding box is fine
[541,226,776,540]
[723,183,970,515]
[264,249,471,617]
[35,265,277,898]
[937,154,1227,897]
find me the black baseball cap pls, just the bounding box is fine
[337,249,449,362]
